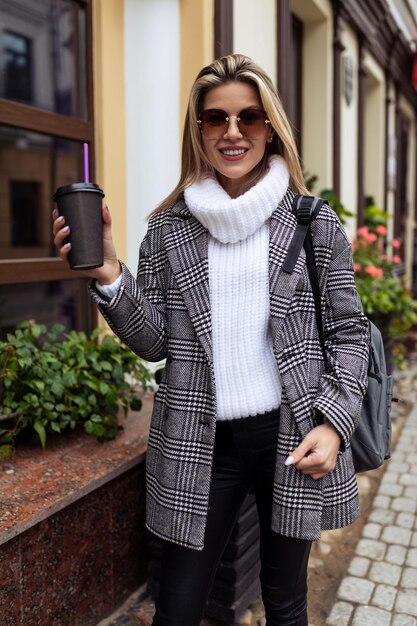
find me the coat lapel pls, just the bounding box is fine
[269,190,306,351]
[163,202,213,365]
[269,191,314,435]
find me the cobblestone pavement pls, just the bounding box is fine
[326,400,417,626]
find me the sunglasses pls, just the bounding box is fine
[197,107,271,138]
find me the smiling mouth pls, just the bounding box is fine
[219,148,248,156]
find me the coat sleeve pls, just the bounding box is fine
[312,225,369,449]
[88,232,168,362]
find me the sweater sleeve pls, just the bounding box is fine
[95,272,123,300]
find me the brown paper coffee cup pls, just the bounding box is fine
[53,183,105,270]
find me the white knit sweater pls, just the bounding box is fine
[98,157,290,420]
[185,156,289,419]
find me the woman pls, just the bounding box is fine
[53,54,369,626]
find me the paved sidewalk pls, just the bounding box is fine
[326,402,417,626]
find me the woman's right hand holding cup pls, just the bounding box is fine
[52,204,122,285]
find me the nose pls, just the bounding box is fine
[224,115,243,139]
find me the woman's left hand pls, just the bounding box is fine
[285,422,342,480]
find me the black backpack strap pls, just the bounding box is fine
[282,195,324,274]
[304,227,325,355]
[285,194,326,357]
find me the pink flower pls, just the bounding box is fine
[357,226,369,237]
[393,255,401,264]
[375,225,387,236]
[354,263,362,272]
[356,226,377,244]
[365,265,384,278]
[392,239,401,249]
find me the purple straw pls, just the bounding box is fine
[83,142,89,183]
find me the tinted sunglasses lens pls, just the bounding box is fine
[238,109,268,134]
[199,110,227,137]
[198,108,269,136]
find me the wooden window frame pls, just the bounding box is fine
[214,0,233,58]
[0,0,95,289]
[291,14,303,157]
[277,0,292,116]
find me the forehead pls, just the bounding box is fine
[202,81,262,112]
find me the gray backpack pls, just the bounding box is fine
[283,195,393,472]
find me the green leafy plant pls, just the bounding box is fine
[304,173,417,365]
[352,213,417,365]
[318,189,354,226]
[0,321,153,459]
[303,171,354,226]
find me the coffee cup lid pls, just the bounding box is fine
[53,182,104,201]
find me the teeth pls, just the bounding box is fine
[221,148,246,156]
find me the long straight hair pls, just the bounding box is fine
[150,54,308,216]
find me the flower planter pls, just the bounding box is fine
[0,396,153,626]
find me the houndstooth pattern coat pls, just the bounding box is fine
[90,189,369,550]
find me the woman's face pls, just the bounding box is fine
[199,82,272,197]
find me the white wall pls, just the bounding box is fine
[364,53,385,210]
[124,0,180,272]
[233,0,277,83]
[292,0,333,192]
[340,24,359,236]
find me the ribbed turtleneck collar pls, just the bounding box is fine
[184,156,289,244]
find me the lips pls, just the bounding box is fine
[219,147,248,156]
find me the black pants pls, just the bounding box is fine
[152,409,311,626]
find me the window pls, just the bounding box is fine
[0,0,94,336]
[3,31,32,103]
[0,1,88,118]
[10,181,40,246]
[0,280,91,341]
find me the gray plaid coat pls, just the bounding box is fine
[90,189,369,549]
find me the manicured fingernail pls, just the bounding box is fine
[284,455,295,466]
[62,226,70,233]
[63,243,71,250]
[57,215,64,223]
[106,204,111,213]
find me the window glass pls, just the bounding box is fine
[0,0,88,118]
[0,279,91,339]
[3,30,32,103]
[0,125,85,260]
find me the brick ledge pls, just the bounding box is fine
[0,393,153,546]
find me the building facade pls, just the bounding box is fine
[0,0,416,336]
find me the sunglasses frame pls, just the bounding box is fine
[197,107,271,137]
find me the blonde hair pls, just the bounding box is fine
[151,53,308,216]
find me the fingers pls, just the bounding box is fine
[284,425,339,479]
[310,472,327,481]
[285,435,314,466]
[102,204,112,225]
[102,205,114,247]
[52,209,71,261]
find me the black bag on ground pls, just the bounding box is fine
[283,194,393,473]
